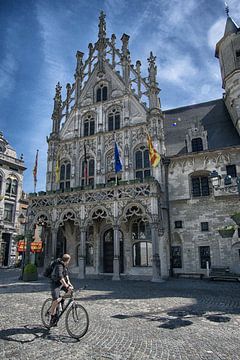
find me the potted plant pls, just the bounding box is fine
[23,263,38,281]
[230,212,240,226]
[218,225,236,238]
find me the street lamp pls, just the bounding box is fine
[210,170,240,195]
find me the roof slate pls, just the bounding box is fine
[163,99,240,157]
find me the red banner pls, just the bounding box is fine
[17,240,26,252]
[30,241,43,253]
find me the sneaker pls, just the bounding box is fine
[50,315,58,327]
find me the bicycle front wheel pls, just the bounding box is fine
[41,298,52,328]
[65,303,89,339]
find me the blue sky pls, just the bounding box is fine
[0,0,239,193]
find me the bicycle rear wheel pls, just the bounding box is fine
[65,303,89,339]
[41,298,52,328]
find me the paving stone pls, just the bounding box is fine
[0,269,240,359]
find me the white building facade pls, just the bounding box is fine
[0,132,26,267]
[28,12,240,280]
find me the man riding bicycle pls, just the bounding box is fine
[49,253,74,327]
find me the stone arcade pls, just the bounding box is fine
[28,11,240,280]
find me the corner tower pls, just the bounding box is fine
[215,7,240,135]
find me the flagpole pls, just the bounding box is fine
[33,149,39,193]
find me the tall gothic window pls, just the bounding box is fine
[96,84,108,102]
[132,219,152,267]
[192,138,203,152]
[60,162,71,191]
[4,202,14,222]
[83,113,95,137]
[108,108,120,131]
[81,158,95,186]
[0,175,2,194]
[5,178,18,197]
[191,175,210,197]
[135,146,151,180]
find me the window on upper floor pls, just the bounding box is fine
[135,146,151,181]
[96,84,108,102]
[191,175,210,197]
[4,202,14,222]
[60,162,71,191]
[81,158,95,187]
[108,108,120,131]
[83,113,95,137]
[192,138,203,152]
[226,164,237,178]
[201,222,209,231]
[0,175,2,193]
[5,178,18,197]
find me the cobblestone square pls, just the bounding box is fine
[1,269,240,359]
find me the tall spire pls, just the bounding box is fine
[51,82,62,133]
[147,52,160,110]
[96,11,107,73]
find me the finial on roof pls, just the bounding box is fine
[98,11,106,40]
[225,2,229,17]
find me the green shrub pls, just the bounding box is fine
[24,263,37,274]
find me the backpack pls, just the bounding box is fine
[43,260,57,278]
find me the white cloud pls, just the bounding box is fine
[207,17,225,49]
[160,56,197,84]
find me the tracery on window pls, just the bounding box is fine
[135,146,151,181]
[108,108,120,131]
[96,83,108,102]
[81,158,95,186]
[83,113,95,137]
[60,162,71,191]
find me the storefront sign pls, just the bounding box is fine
[17,240,26,252]
[30,241,43,253]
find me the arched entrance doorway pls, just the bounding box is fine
[56,227,66,258]
[103,228,123,273]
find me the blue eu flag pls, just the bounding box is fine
[114,142,122,173]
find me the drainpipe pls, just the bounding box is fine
[163,157,173,277]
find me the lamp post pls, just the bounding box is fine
[210,170,240,195]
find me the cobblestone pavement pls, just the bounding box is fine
[1,269,240,360]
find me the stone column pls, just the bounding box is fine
[51,228,58,259]
[78,227,86,279]
[112,224,120,281]
[151,222,163,282]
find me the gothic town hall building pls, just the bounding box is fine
[28,12,240,281]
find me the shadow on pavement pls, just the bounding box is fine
[0,324,79,344]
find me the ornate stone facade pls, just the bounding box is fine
[0,132,26,266]
[28,12,240,280]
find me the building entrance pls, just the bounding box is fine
[103,228,124,273]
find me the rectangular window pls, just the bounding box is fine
[4,203,14,222]
[84,122,89,137]
[191,138,203,152]
[175,221,183,229]
[192,176,209,197]
[201,222,209,231]
[226,164,237,178]
[199,246,211,269]
[171,246,182,268]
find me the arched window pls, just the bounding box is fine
[60,162,71,191]
[5,178,18,197]
[191,175,210,197]
[108,108,120,131]
[81,158,95,186]
[132,219,152,267]
[83,113,95,137]
[135,146,151,180]
[192,138,203,152]
[96,84,108,102]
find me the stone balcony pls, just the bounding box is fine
[29,177,161,210]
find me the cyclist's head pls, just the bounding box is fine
[62,253,71,264]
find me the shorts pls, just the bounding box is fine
[50,282,68,300]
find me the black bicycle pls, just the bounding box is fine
[41,288,89,339]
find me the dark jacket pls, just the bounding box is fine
[51,258,68,285]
